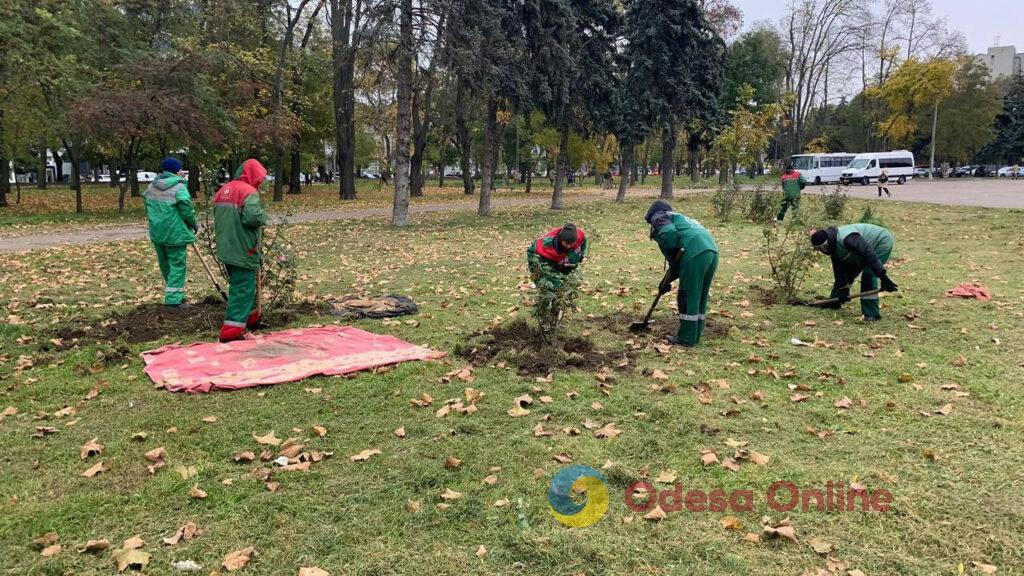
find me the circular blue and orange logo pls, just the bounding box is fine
[548,465,609,528]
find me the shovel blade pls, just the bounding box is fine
[629,321,652,333]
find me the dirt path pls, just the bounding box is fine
[0,189,665,254]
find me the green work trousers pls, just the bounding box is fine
[830,247,892,319]
[777,197,799,222]
[153,243,187,305]
[224,264,258,328]
[676,250,719,346]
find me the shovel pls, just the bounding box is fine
[792,288,882,307]
[191,244,228,302]
[630,271,672,333]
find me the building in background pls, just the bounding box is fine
[979,45,1023,78]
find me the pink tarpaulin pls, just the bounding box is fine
[142,326,444,393]
[945,282,992,302]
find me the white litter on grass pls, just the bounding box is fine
[172,560,203,571]
[273,456,290,467]
[790,338,814,347]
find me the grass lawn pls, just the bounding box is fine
[1,191,1022,575]
[0,174,774,235]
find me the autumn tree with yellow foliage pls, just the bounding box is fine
[874,58,956,176]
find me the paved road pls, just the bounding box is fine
[0,189,664,254]
[3,179,1022,254]
[805,177,1024,209]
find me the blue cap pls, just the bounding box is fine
[161,157,182,174]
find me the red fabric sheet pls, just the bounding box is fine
[142,326,444,393]
[945,282,992,302]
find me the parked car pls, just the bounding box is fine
[953,166,973,178]
[136,171,158,182]
[914,167,930,178]
[840,150,915,185]
[996,166,1019,178]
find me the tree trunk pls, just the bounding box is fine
[272,144,285,202]
[551,125,569,210]
[331,0,359,200]
[64,140,83,213]
[687,131,701,184]
[929,101,938,179]
[718,159,730,185]
[289,143,302,193]
[616,145,633,204]
[454,76,474,196]
[0,109,8,207]
[118,180,127,212]
[391,0,413,226]
[479,95,498,216]
[640,140,650,185]
[53,147,63,183]
[111,159,121,190]
[187,158,200,198]
[437,160,445,187]
[660,126,675,200]
[410,17,445,199]
[525,164,533,194]
[187,159,198,198]
[37,136,47,189]
[128,141,141,197]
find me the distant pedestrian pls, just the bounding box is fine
[877,168,891,198]
[1013,164,1020,181]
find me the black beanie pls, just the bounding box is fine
[810,229,829,247]
[646,200,672,224]
[558,224,578,244]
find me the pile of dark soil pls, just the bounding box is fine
[54,297,323,345]
[456,319,634,376]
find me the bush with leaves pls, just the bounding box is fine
[711,182,743,221]
[533,270,582,341]
[821,185,848,222]
[746,184,779,225]
[859,205,886,227]
[762,218,816,303]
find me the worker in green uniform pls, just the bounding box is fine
[645,201,719,347]
[143,157,197,307]
[809,224,898,321]
[777,163,806,222]
[526,223,589,291]
[213,159,268,342]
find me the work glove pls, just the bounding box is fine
[658,276,673,295]
[880,275,898,293]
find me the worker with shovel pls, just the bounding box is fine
[645,201,718,347]
[143,156,198,308]
[213,159,268,342]
[809,224,898,321]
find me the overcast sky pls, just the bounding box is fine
[731,0,1022,54]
